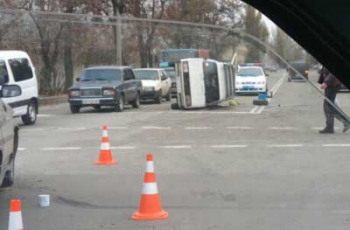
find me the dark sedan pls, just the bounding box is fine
[68,66,142,113]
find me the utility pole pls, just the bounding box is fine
[116,0,124,65]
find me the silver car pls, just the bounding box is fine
[0,84,21,188]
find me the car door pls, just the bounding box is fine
[122,69,132,102]
[7,57,35,116]
[127,69,138,100]
[0,99,12,173]
[160,71,170,96]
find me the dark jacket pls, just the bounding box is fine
[318,68,341,87]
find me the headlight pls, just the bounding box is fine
[69,90,80,97]
[103,89,115,96]
[143,86,155,91]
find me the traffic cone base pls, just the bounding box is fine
[132,210,168,220]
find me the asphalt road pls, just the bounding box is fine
[1,70,350,230]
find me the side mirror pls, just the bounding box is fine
[1,85,22,98]
[76,77,80,82]
[161,75,167,81]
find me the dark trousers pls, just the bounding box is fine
[323,86,346,129]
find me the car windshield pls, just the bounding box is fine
[238,68,263,77]
[82,69,121,81]
[134,70,159,80]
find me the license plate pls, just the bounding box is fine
[243,85,254,90]
[82,99,100,105]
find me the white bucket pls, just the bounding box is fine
[38,194,50,207]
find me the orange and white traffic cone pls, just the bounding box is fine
[8,199,24,230]
[132,154,168,220]
[94,126,117,165]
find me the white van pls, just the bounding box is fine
[172,58,235,109]
[0,51,39,125]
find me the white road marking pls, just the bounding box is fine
[226,126,253,130]
[312,127,341,130]
[169,111,255,115]
[18,148,26,151]
[21,128,44,132]
[256,106,266,114]
[161,145,192,149]
[267,144,304,148]
[184,127,212,130]
[322,144,350,147]
[37,114,53,117]
[57,127,87,131]
[42,147,82,151]
[268,127,298,130]
[108,127,128,130]
[110,146,136,150]
[142,126,172,130]
[250,106,259,114]
[211,145,247,148]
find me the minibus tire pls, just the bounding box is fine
[21,101,37,125]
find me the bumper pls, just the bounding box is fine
[69,98,116,106]
[235,86,266,93]
[141,90,160,99]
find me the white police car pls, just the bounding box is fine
[235,66,267,94]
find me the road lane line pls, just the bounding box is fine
[226,127,253,130]
[42,147,82,151]
[211,145,247,148]
[250,106,259,114]
[110,146,136,150]
[109,127,128,130]
[18,148,26,151]
[322,144,350,147]
[268,127,298,130]
[142,126,172,130]
[58,127,87,131]
[184,127,212,130]
[37,114,53,117]
[169,111,255,115]
[161,145,192,149]
[21,128,45,132]
[267,144,304,148]
[256,106,266,114]
[312,127,341,130]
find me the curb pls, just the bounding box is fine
[39,95,67,107]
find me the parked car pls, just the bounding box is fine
[235,66,268,94]
[133,68,171,103]
[0,84,20,188]
[68,66,142,113]
[0,51,39,125]
[288,61,309,82]
[163,67,177,98]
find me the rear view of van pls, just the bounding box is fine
[0,51,39,125]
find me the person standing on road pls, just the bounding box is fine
[318,67,350,134]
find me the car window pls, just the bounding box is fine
[8,58,33,82]
[82,69,121,81]
[123,69,130,81]
[238,68,264,77]
[127,69,135,80]
[0,60,9,84]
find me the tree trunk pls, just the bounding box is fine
[64,26,73,92]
